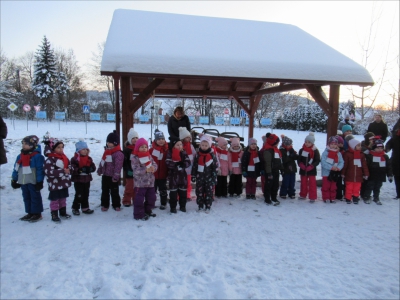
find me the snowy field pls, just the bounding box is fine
[0,119,399,299]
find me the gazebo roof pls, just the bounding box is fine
[101,9,374,87]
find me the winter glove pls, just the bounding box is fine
[80,166,91,174]
[305,165,314,172]
[191,176,196,183]
[242,172,248,178]
[260,170,265,176]
[127,170,133,177]
[328,171,341,182]
[363,176,368,180]
[35,181,44,191]
[266,173,273,180]
[388,176,393,183]
[299,163,306,170]
[11,180,21,189]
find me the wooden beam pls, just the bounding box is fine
[133,89,252,98]
[327,85,340,143]
[232,96,250,115]
[128,78,164,113]
[206,80,212,90]
[303,84,331,115]
[179,79,184,89]
[230,81,239,91]
[121,76,133,148]
[252,83,305,96]
[113,75,121,140]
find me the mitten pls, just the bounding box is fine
[363,176,368,180]
[127,170,133,176]
[305,165,314,172]
[266,173,273,180]
[260,170,265,176]
[11,180,21,189]
[388,176,393,183]
[81,166,90,174]
[35,181,44,191]
[191,176,196,183]
[299,163,306,170]
[242,172,248,178]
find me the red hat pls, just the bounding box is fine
[266,133,279,146]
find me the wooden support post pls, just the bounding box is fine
[327,85,340,143]
[248,95,262,139]
[121,76,133,147]
[113,75,121,141]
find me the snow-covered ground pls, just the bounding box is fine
[1,120,399,299]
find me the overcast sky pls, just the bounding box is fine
[1,1,399,106]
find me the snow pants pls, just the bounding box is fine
[154,179,168,206]
[364,179,383,199]
[196,182,214,208]
[336,176,345,200]
[280,173,296,197]
[395,175,400,198]
[264,172,280,201]
[72,182,91,210]
[50,198,67,211]
[100,175,121,209]
[21,183,43,214]
[133,187,156,219]
[187,175,192,199]
[245,177,257,195]
[344,181,361,200]
[300,175,317,200]
[228,174,243,196]
[122,178,135,206]
[321,176,337,200]
[215,175,228,197]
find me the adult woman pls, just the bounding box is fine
[385,118,400,199]
[167,106,191,140]
[0,116,8,165]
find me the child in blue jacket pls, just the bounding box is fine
[11,135,45,222]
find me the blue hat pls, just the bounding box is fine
[75,139,88,153]
[342,124,352,133]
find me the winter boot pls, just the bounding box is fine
[81,208,94,214]
[72,209,80,216]
[272,199,280,206]
[51,210,61,223]
[265,200,273,205]
[59,207,71,219]
[352,196,360,204]
[160,190,168,207]
[169,190,178,213]
[246,194,251,199]
[330,199,336,203]
[135,215,149,221]
[373,197,382,205]
[20,213,33,221]
[29,214,42,223]
[250,194,256,200]
[363,197,371,204]
[345,199,352,204]
[178,189,187,212]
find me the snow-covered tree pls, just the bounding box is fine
[32,36,57,119]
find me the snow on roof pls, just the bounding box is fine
[101,9,373,85]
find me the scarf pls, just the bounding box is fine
[16,149,38,174]
[183,141,192,156]
[74,152,91,168]
[216,146,228,161]
[101,145,121,163]
[172,148,182,162]
[134,151,152,168]
[370,150,385,162]
[282,145,293,152]
[263,143,282,158]
[327,147,339,163]
[151,142,168,161]
[248,148,259,166]
[230,147,241,163]
[302,144,315,164]
[348,147,362,167]
[198,149,213,166]
[47,152,69,169]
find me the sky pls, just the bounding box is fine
[1,1,399,107]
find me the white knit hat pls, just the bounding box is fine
[127,128,139,144]
[200,134,213,147]
[349,139,361,150]
[179,127,191,140]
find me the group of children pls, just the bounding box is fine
[11,124,394,223]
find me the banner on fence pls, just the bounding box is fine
[260,118,272,126]
[214,116,224,125]
[106,114,115,121]
[36,111,47,119]
[188,116,195,124]
[230,117,240,125]
[199,116,209,124]
[90,113,101,121]
[54,112,66,120]
[139,115,150,122]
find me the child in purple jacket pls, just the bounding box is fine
[97,131,124,211]
[131,138,158,221]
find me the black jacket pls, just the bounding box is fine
[0,116,7,165]
[367,121,389,142]
[168,115,191,140]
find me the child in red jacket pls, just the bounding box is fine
[149,129,169,210]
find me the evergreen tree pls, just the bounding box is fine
[31,36,57,119]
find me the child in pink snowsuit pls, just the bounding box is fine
[215,137,229,197]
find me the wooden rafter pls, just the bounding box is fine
[128,78,164,112]
[251,83,305,96]
[133,89,252,98]
[232,96,250,115]
[303,84,331,115]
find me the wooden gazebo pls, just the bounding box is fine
[101,9,374,143]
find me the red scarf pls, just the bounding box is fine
[263,143,282,158]
[183,141,192,156]
[302,144,315,161]
[126,144,135,151]
[327,148,339,163]
[230,148,241,163]
[101,145,121,161]
[248,148,259,166]
[74,152,91,168]
[47,152,69,168]
[172,148,181,162]
[370,150,385,161]
[17,150,38,167]
[151,142,168,160]
[282,145,293,152]
[134,151,152,168]
[198,151,213,166]
[348,147,361,159]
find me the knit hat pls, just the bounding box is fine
[248,137,257,146]
[154,129,165,141]
[280,134,292,146]
[348,139,360,150]
[216,137,228,148]
[345,134,354,142]
[328,136,338,145]
[363,132,375,144]
[22,135,39,149]
[336,135,344,144]
[200,135,213,147]
[261,135,266,144]
[342,124,352,133]
[50,137,63,151]
[372,139,384,150]
[337,130,343,135]
[75,138,88,153]
[168,136,181,149]
[230,137,240,147]
[127,128,139,144]
[179,127,191,140]
[266,133,280,146]
[134,138,148,152]
[304,132,315,144]
[106,130,120,146]
[345,114,350,119]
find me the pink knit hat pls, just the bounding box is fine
[216,137,228,147]
[134,138,148,152]
[230,137,240,147]
[200,135,213,147]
